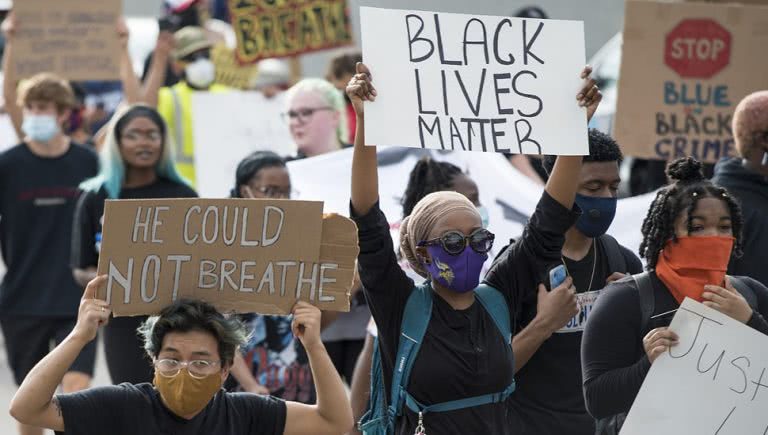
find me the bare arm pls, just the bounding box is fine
[117,18,141,104]
[348,63,378,217]
[72,267,97,289]
[348,333,374,435]
[139,31,174,107]
[2,14,23,140]
[229,352,269,395]
[284,303,353,435]
[542,66,601,210]
[9,277,110,431]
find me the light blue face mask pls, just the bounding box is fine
[22,114,60,143]
[477,205,490,229]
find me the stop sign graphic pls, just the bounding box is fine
[664,19,731,79]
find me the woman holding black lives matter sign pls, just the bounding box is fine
[9,276,354,434]
[347,61,600,434]
[71,105,197,385]
[581,157,768,434]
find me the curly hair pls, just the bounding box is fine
[541,128,623,176]
[401,157,464,217]
[638,157,744,270]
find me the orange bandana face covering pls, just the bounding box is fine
[655,236,735,304]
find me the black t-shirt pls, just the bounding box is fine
[353,191,576,435]
[0,143,98,317]
[492,235,642,435]
[581,273,768,419]
[55,382,286,435]
[71,178,197,269]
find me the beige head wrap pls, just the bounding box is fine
[399,191,480,278]
[733,90,768,159]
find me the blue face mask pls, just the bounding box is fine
[574,193,617,238]
[22,114,60,143]
[477,205,490,229]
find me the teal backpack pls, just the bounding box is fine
[358,283,516,434]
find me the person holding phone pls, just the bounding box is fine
[581,157,768,434]
[348,62,600,434]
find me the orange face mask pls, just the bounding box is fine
[655,236,734,304]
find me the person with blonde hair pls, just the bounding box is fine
[284,78,349,160]
[72,104,196,385]
[0,15,99,435]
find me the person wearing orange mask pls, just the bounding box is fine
[580,156,768,435]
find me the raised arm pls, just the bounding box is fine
[2,13,24,139]
[544,66,600,209]
[9,276,110,432]
[139,31,174,107]
[118,18,141,104]
[284,303,353,435]
[348,63,378,216]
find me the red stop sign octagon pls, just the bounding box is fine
[664,19,731,79]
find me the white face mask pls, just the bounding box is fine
[185,58,215,89]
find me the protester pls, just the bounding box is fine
[225,151,316,401]
[348,156,486,432]
[127,25,229,185]
[9,276,354,434]
[582,157,768,433]
[326,51,362,145]
[285,78,349,160]
[71,105,196,385]
[347,62,600,434]
[713,91,768,287]
[495,130,643,435]
[252,58,292,98]
[0,19,99,435]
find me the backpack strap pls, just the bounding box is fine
[728,276,758,310]
[474,284,512,343]
[633,272,656,335]
[387,284,433,420]
[600,234,628,274]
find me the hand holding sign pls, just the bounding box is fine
[642,327,678,364]
[291,301,322,350]
[576,65,601,121]
[346,62,377,116]
[72,275,112,344]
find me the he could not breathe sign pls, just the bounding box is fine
[96,199,359,316]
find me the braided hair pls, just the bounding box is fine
[638,157,744,270]
[401,157,464,217]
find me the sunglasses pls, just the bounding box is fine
[418,228,495,256]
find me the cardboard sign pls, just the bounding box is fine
[229,0,353,64]
[211,44,259,89]
[622,299,768,434]
[96,199,358,317]
[12,0,121,80]
[359,7,588,155]
[191,91,296,198]
[614,1,768,163]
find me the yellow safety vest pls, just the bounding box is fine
[158,81,229,186]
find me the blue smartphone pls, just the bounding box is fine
[549,264,567,290]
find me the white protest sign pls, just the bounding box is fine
[622,298,768,434]
[287,148,655,265]
[192,91,295,198]
[360,7,588,155]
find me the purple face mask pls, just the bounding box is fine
[424,245,487,293]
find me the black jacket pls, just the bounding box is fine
[712,158,768,287]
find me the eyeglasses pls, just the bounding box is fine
[253,185,297,199]
[418,228,495,256]
[282,107,334,124]
[153,359,221,379]
[122,130,162,142]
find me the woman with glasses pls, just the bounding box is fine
[71,104,197,385]
[227,150,317,402]
[9,277,354,434]
[347,62,601,434]
[284,78,350,160]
